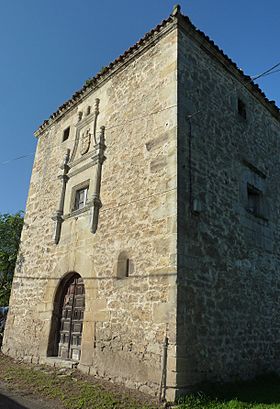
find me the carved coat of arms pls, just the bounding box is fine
[80,129,91,155]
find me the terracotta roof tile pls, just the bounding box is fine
[35,8,279,136]
[181,14,280,115]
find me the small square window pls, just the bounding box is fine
[247,184,261,215]
[238,98,247,120]
[62,126,70,142]
[74,186,88,210]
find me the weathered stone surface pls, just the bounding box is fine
[3,8,280,403]
[177,24,280,395]
[3,23,177,401]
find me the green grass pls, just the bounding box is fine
[0,353,158,409]
[1,353,280,409]
[177,375,280,409]
[178,395,280,409]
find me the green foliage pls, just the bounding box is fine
[0,212,24,305]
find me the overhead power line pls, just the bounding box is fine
[0,153,35,166]
[252,61,280,81]
[1,66,279,169]
[260,68,280,79]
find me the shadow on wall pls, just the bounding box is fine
[183,374,280,406]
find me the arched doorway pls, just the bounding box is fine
[48,273,85,361]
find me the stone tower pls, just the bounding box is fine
[3,6,280,401]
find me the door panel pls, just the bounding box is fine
[58,276,85,361]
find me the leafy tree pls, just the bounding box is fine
[0,212,24,306]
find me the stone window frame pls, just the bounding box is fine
[70,180,90,214]
[116,251,130,280]
[115,251,135,285]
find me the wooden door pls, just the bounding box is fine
[58,275,85,361]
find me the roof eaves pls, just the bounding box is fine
[34,14,176,137]
[35,6,280,137]
[179,14,280,121]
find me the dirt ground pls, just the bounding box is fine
[0,353,160,409]
[0,381,64,409]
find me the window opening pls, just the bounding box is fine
[62,126,70,142]
[117,252,131,279]
[74,186,88,210]
[125,258,130,277]
[238,98,247,120]
[247,184,261,215]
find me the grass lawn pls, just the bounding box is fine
[0,352,158,409]
[0,352,280,409]
[178,375,280,409]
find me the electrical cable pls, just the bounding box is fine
[1,63,280,169]
[0,103,177,166]
[258,68,280,79]
[0,153,35,166]
[252,61,280,81]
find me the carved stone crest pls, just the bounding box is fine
[80,129,91,155]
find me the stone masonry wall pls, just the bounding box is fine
[177,24,280,393]
[3,26,178,398]
[5,11,280,400]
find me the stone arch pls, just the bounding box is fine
[38,252,97,366]
[116,251,134,279]
[47,272,85,359]
[117,251,129,279]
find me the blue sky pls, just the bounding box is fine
[0,0,279,214]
